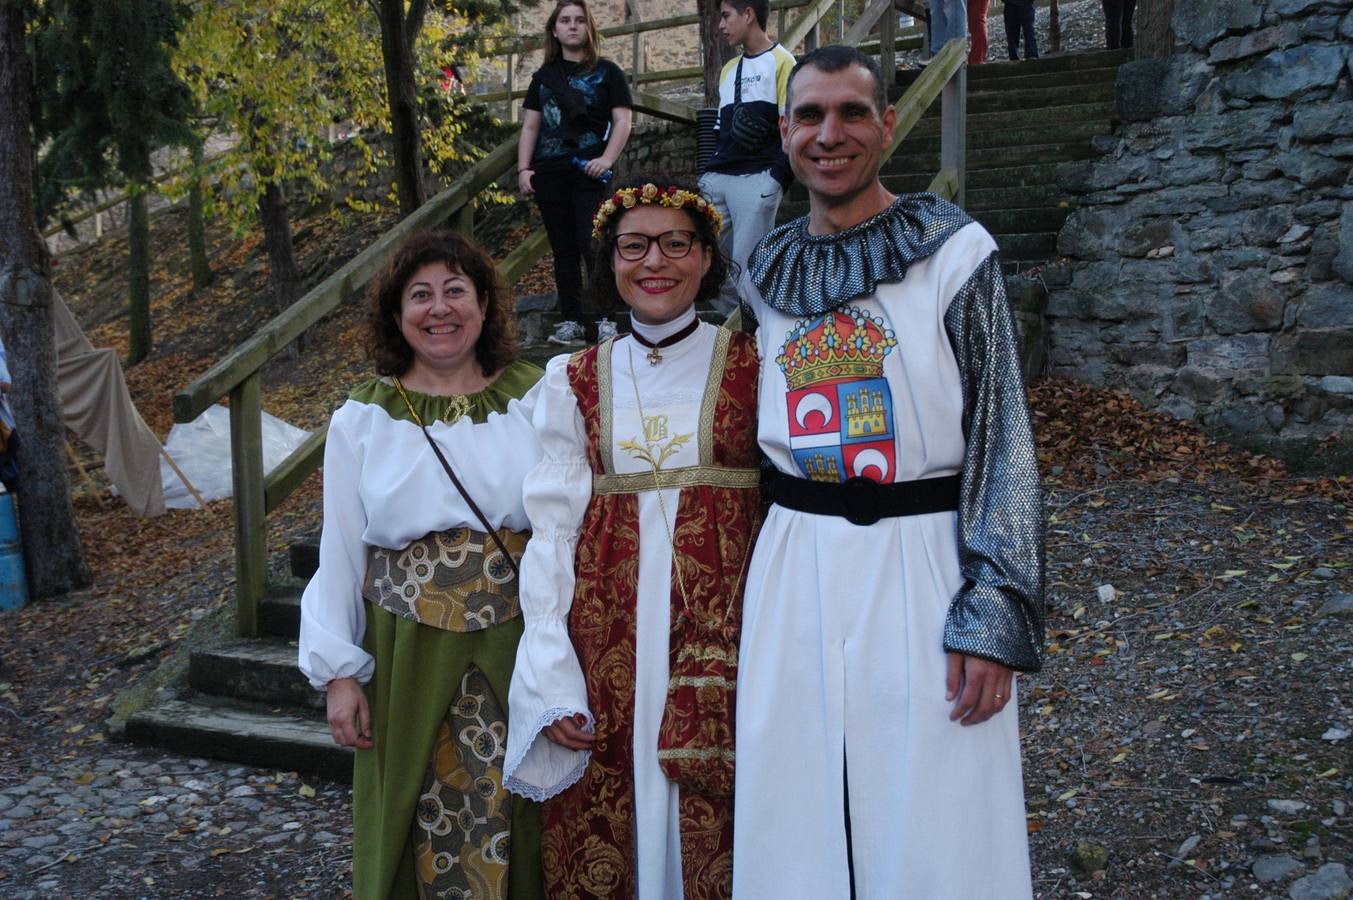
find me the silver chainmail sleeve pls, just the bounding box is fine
[941,250,1045,672]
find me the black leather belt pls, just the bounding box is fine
[763,470,961,527]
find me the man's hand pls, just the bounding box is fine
[0,381,10,394]
[518,168,535,196]
[945,652,1013,726]
[543,713,595,750]
[326,677,373,749]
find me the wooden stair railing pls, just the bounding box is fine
[175,2,958,640]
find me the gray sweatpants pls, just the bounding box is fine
[698,169,783,316]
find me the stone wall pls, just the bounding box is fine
[1043,0,1353,448]
[618,119,700,180]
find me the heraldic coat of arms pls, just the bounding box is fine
[776,306,899,484]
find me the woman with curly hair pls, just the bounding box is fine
[299,230,544,898]
[505,174,761,899]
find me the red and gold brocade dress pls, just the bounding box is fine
[505,316,760,900]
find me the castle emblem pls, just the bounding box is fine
[775,307,898,483]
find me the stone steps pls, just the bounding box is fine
[191,639,320,710]
[888,119,1112,154]
[125,550,347,781]
[779,50,1129,265]
[125,698,351,783]
[907,101,1115,136]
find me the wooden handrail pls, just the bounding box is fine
[631,90,698,125]
[844,0,896,46]
[884,37,967,160]
[781,0,839,50]
[927,167,960,201]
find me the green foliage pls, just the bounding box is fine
[172,0,515,229]
[31,0,196,223]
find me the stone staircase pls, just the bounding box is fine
[779,48,1132,269]
[123,549,353,782]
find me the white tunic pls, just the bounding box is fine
[297,383,540,689]
[506,312,724,899]
[733,222,1034,899]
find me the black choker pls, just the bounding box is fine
[630,317,700,365]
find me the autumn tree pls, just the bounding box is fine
[32,0,196,366]
[369,0,514,217]
[374,0,429,217]
[175,0,493,317]
[0,1,92,599]
[174,0,388,318]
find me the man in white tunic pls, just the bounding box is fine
[733,46,1044,899]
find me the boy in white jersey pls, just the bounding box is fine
[699,0,794,316]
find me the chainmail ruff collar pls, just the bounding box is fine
[749,192,973,317]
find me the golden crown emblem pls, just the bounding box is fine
[775,307,898,392]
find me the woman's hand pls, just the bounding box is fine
[543,713,595,750]
[945,653,1014,726]
[583,156,614,180]
[518,167,535,196]
[326,677,374,749]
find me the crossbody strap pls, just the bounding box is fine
[391,376,521,576]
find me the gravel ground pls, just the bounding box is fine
[0,754,351,899]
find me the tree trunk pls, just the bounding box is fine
[377,0,426,218]
[258,179,302,315]
[188,141,212,290]
[1049,0,1061,55]
[699,0,734,109]
[1136,0,1177,58]
[0,3,92,600]
[127,187,152,365]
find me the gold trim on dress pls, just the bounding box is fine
[656,746,736,761]
[596,337,616,476]
[697,326,731,468]
[668,675,738,689]
[592,466,760,494]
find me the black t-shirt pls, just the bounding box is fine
[524,58,632,173]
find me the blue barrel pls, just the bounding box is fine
[0,493,28,611]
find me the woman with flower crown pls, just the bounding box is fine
[504,174,760,899]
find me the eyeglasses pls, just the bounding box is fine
[613,230,698,261]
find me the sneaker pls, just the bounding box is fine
[547,320,586,345]
[595,318,619,342]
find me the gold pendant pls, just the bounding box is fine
[441,394,472,424]
[646,347,663,366]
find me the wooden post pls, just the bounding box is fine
[880,4,896,89]
[630,0,642,90]
[452,202,474,237]
[229,372,265,639]
[64,439,106,508]
[940,66,967,208]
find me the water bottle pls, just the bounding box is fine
[571,156,613,184]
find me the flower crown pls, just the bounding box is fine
[591,183,723,239]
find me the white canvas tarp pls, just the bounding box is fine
[52,290,166,517]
